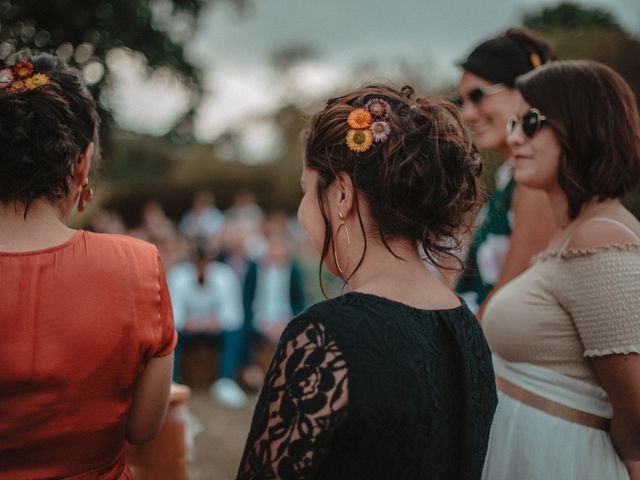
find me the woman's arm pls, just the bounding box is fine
[126,352,174,444]
[477,184,555,320]
[592,354,640,479]
[237,316,348,479]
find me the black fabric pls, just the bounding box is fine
[236,292,497,479]
[459,36,534,86]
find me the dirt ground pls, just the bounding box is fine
[185,388,258,480]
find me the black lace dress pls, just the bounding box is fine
[236,292,497,479]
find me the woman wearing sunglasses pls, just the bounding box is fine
[454,28,556,319]
[482,60,640,479]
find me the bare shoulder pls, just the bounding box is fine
[567,214,640,250]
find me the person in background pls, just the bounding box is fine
[236,84,496,479]
[454,28,557,318]
[241,228,306,390]
[168,240,248,409]
[482,60,640,480]
[0,52,176,479]
[179,190,225,242]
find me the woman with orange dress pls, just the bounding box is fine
[0,52,177,479]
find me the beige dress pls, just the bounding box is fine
[481,221,640,480]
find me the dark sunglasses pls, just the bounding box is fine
[506,108,547,139]
[453,83,506,107]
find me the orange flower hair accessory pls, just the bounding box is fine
[347,108,373,129]
[345,97,391,153]
[1,60,49,94]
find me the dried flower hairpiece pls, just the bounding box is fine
[0,60,50,94]
[345,97,391,153]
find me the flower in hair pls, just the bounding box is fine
[370,121,391,143]
[365,98,390,119]
[346,128,373,153]
[25,73,49,90]
[530,52,542,68]
[13,61,34,79]
[347,108,373,129]
[0,68,13,89]
[8,79,27,93]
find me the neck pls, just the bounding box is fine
[548,190,621,231]
[547,188,571,228]
[345,237,431,291]
[0,199,74,252]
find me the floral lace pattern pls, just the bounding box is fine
[236,293,496,479]
[237,318,348,479]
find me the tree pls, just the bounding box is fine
[523,2,621,31]
[0,0,248,141]
[522,2,640,215]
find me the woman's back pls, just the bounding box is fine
[0,231,176,479]
[238,292,497,479]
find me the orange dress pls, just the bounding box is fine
[0,230,177,479]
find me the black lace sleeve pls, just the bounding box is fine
[236,316,348,479]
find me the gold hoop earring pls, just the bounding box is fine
[77,182,94,213]
[334,211,351,275]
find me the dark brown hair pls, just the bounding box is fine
[516,60,640,219]
[460,27,556,86]
[0,51,100,215]
[304,84,482,289]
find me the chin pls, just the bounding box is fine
[475,132,503,152]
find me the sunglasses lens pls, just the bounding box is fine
[452,95,463,107]
[506,117,517,136]
[468,89,485,104]
[522,111,540,138]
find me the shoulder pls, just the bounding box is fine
[82,231,159,264]
[567,217,640,251]
[281,296,355,341]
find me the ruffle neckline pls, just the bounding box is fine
[533,243,640,262]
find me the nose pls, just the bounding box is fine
[461,101,480,124]
[506,119,525,148]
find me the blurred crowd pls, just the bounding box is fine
[88,190,332,409]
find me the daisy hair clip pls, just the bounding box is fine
[345,98,391,153]
[0,60,50,94]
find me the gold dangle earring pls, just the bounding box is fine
[334,211,351,275]
[77,181,94,213]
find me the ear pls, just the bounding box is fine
[334,172,355,218]
[73,142,94,184]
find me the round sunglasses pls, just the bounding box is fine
[453,83,506,107]
[506,108,547,139]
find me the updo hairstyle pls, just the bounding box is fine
[0,51,100,214]
[304,84,482,281]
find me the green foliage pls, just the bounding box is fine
[523,2,621,31]
[0,0,201,78]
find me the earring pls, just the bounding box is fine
[77,182,94,213]
[334,211,351,275]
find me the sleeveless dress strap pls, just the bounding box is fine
[559,216,640,252]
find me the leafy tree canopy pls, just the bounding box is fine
[523,1,621,31]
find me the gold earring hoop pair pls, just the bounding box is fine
[77,181,94,213]
[334,211,351,275]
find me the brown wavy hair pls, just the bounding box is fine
[0,51,100,215]
[304,84,483,291]
[516,60,640,220]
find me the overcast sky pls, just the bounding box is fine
[109,0,640,147]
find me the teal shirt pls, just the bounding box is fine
[455,165,516,312]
